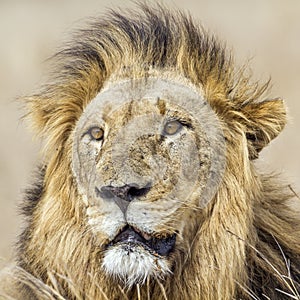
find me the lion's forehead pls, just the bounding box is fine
[77,76,207,128]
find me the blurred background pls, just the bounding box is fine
[0,0,299,265]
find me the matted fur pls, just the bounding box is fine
[2,3,300,300]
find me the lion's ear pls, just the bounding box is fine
[242,99,286,160]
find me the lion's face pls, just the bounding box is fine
[72,76,226,285]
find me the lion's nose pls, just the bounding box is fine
[98,184,151,213]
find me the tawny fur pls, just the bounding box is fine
[2,4,300,300]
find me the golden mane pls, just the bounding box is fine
[1,3,299,300]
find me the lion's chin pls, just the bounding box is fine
[102,244,171,287]
[101,226,175,286]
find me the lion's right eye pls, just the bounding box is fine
[88,127,104,141]
[164,120,182,135]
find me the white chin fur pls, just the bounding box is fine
[102,244,171,287]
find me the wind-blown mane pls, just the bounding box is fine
[0,4,299,300]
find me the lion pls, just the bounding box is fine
[1,3,299,300]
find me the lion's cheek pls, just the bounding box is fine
[86,205,126,242]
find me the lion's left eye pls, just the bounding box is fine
[88,127,104,141]
[164,120,182,135]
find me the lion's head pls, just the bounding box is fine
[10,4,299,300]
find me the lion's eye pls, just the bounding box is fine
[88,127,104,141]
[164,120,182,135]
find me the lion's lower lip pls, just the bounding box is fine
[108,226,176,256]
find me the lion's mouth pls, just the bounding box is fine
[107,226,176,256]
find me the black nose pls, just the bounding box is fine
[97,184,151,213]
[100,184,150,201]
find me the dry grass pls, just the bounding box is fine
[1,247,299,300]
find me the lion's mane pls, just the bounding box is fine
[2,4,299,300]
